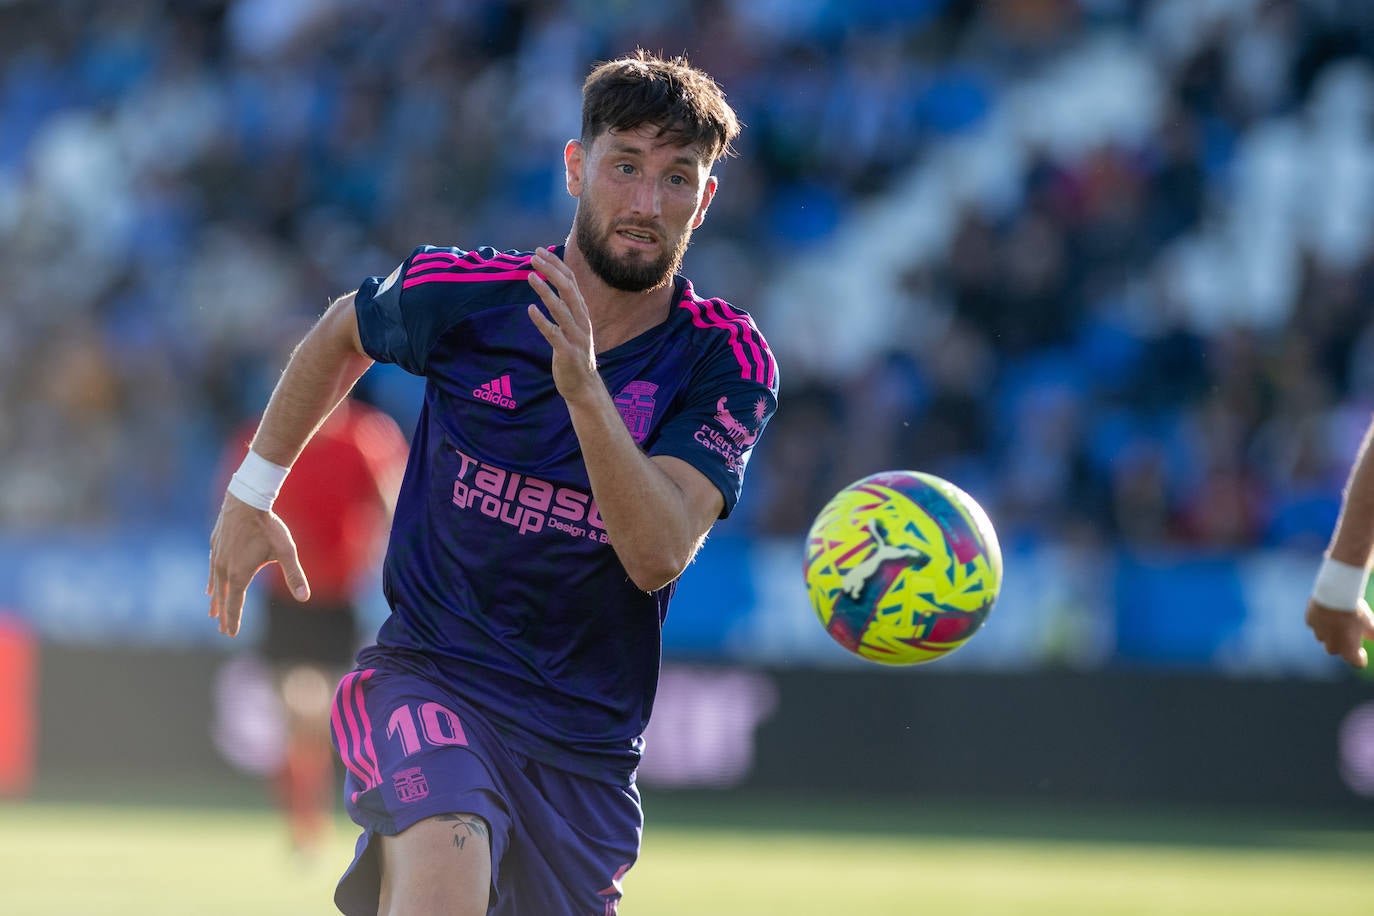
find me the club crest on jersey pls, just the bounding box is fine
[393,766,430,803]
[613,381,658,444]
[473,374,517,409]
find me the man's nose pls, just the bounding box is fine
[629,176,662,216]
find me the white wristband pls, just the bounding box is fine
[1312,556,1370,612]
[226,449,290,511]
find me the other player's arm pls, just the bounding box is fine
[1307,414,1374,667]
[527,249,722,592]
[206,292,374,637]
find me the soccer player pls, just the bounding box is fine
[206,50,777,915]
[1307,417,1374,668]
[217,396,408,857]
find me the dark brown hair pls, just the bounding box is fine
[580,49,741,164]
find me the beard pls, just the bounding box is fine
[575,212,691,293]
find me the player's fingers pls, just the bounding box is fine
[222,560,265,636]
[1358,603,1374,640]
[209,563,228,621]
[214,578,230,633]
[223,584,247,637]
[532,258,577,306]
[527,271,574,325]
[278,548,311,604]
[525,276,562,321]
[1339,629,1370,668]
[531,249,589,323]
[531,246,573,284]
[1342,612,1373,668]
[526,302,564,345]
[207,526,222,605]
[207,517,218,592]
[1322,623,1366,668]
[526,262,559,299]
[268,521,311,602]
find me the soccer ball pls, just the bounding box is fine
[804,470,1002,666]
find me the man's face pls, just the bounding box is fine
[567,125,718,293]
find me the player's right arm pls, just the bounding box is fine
[206,291,374,638]
[1308,414,1374,667]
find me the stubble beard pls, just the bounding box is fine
[575,213,691,294]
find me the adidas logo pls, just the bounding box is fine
[472,374,517,409]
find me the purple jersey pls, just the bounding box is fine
[353,244,778,786]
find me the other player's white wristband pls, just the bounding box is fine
[1312,556,1370,612]
[226,450,290,511]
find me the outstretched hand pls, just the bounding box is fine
[526,247,600,401]
[206,494,310,637]
[1306,599,1374,668]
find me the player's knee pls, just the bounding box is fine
[379,813,492,916]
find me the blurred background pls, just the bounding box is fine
[4,0,1374,894]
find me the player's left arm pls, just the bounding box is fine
[594,444,722,592]
[527,247,727,591]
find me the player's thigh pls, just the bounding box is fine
[379,812,492,916]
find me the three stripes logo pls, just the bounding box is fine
[472,374,517,409]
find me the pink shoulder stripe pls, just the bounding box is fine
[404,249,536,289]
[409,250,462,267]
[403,268,532,289]
[704,297,776,388]
[410,249,535,269]
[474,249,537,267]
[679,293,775,386]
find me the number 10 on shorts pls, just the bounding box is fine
[386,702,469,756]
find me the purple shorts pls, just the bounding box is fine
[330,666,642,915]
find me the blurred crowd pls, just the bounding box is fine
[2,0,1373,556]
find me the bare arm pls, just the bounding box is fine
[206,293,373,636]
[1325,418,1374,568]
[526,249,722,591]
[247,292,373,465]
[1307,414,1374,667]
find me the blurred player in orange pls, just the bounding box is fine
[219,394,408,855]
[1307,417,1374,668]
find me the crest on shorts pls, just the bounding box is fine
[393,766,430,803]
[613,381,658,444]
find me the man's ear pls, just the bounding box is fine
[565,139,585,198]
[692,175,719,230]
